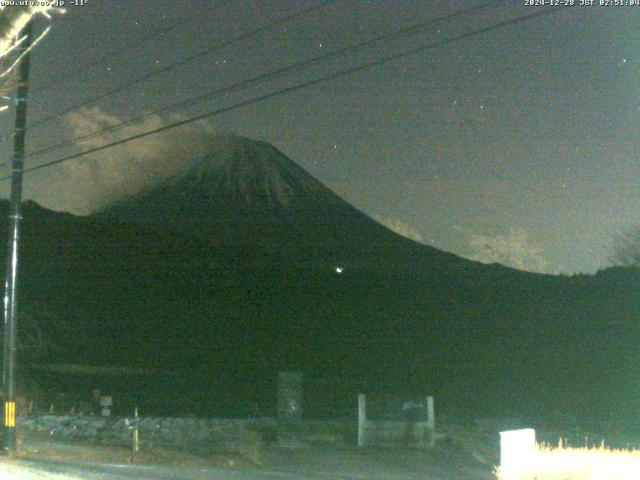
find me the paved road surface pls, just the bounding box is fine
[0,458,330,479]
[0,432,495,479]
[0,452,493,480]
[0,458,433,479]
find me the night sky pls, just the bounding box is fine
[0,0,637,275]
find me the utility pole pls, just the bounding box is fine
[2,20,33,453]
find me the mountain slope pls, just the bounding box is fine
[95,135,470,272]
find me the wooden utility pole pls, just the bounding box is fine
[2,20,33,452]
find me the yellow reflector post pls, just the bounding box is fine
[4,401,15,427]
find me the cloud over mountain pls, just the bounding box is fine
[456,225,554,274]
[26,107,215,214]
[373,214,423,243]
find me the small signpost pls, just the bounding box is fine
[99,396,112,417]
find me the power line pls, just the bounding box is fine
[33,7,201,93]
[26,1,496,160]
[8,6,566,181]
[27,0,336,131]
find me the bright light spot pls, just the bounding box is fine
[0,5,63,115]
[335,266,343,274]
[0,5,63,61]
[496,428,640,480]
[499,429,537,477]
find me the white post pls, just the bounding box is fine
[358,393,366,447]
[426,396,435,447]
[133,406,139,453]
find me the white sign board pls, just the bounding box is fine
[499,428,537,477]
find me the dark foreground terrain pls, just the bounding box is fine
[5,136,640,421]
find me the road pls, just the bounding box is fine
[0,449,494,480]
[1,458,353,480]
[5,427,496,479]
[0,457,435,480]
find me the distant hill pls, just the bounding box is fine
[0,136,637,419]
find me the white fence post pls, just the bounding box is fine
[132,406,139,453]
[426,395,435,447]
[358,393,366,447]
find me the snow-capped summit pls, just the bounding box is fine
[180,134,343,211]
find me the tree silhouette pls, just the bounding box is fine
[610,225,640,267]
